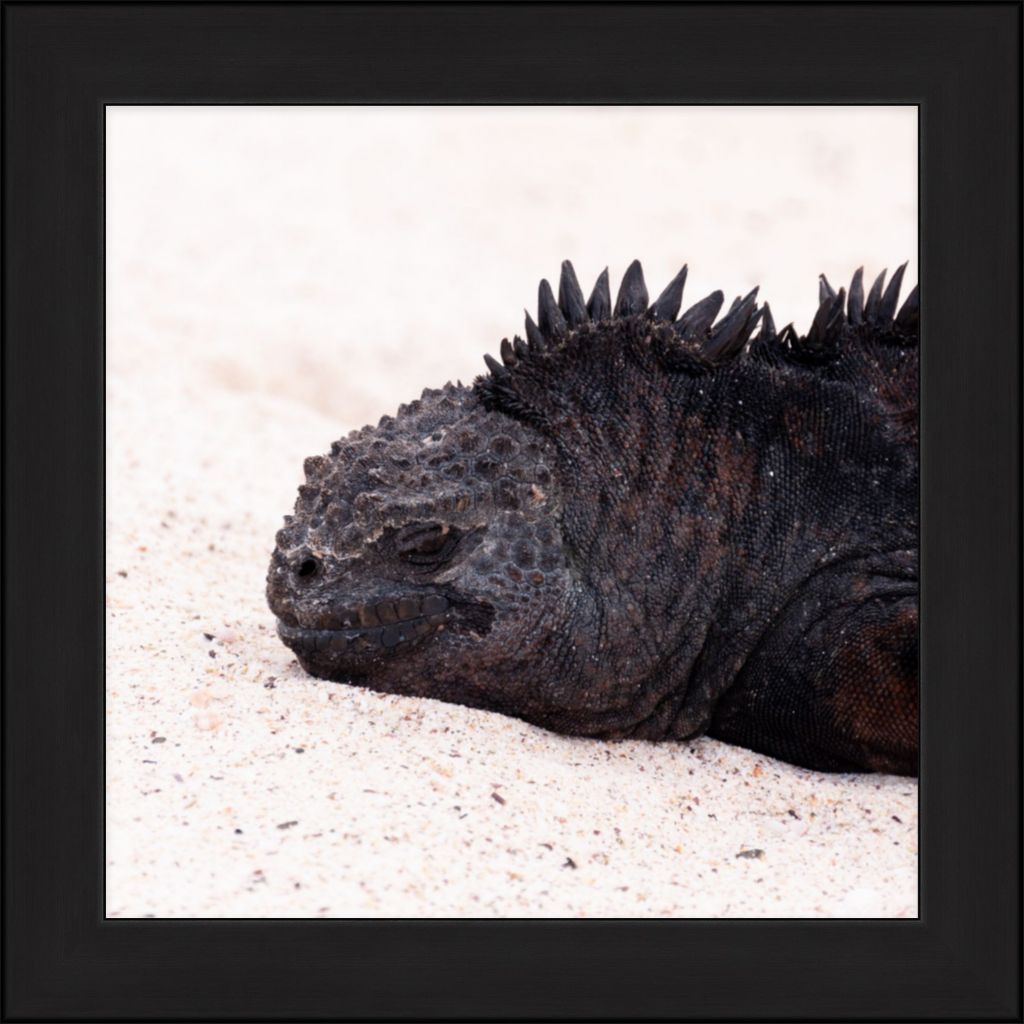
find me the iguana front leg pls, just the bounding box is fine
[710,582,918,775]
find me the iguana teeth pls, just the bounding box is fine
[422,594,448,615]
[376,600,399,624]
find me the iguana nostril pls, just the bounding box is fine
[295,557,320,579]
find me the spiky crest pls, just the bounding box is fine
[477,259,917,383]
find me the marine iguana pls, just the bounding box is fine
[267,261,919,775]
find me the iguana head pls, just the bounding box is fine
[266,378,587,722]
[267,259,918,738]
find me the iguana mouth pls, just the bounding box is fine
[276,593,493,676]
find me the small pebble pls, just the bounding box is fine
[193,712,222,732]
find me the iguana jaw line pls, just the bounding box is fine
[276,589,448,666]
[275,591,496,679]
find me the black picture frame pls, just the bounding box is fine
[3,3,1020,1020]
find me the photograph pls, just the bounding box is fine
[105,104,919,919]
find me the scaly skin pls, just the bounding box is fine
[267,261,918,774]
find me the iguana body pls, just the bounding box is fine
[267,261,919,775]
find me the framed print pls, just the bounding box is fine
[3,3,1019,1020]
[105,103,920,922]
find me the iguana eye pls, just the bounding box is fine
[396,523,461,564]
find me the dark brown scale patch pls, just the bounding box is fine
[475,456,502,480]
[492,479,519,509]
[782,404,825,457]
[829,600,918,774]
[512,541,535,568]
[490,436,519,458]
[456,430,481,453]
[539,549,561,571]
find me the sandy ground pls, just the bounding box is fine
[106,107,918,917]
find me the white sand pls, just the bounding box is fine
[106,108,918,917]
